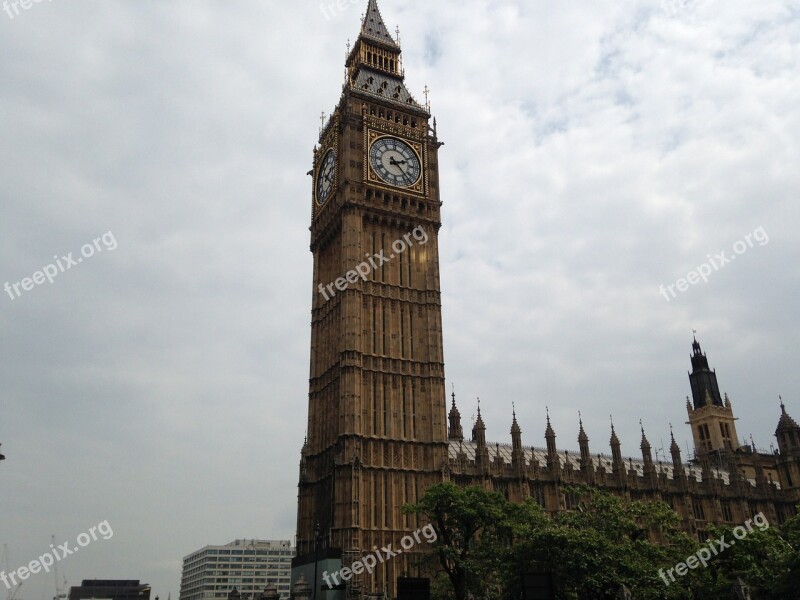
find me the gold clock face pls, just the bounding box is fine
[369,137,421,187]
[316,149,335,204]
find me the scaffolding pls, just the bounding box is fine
[342,549,363,600]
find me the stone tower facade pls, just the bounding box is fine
[686,336,741,454]
[296,0,448,594]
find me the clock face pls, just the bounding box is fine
[316,150,336,204]
[369,137,421,187]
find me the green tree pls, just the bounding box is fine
[701,509,800,599]
[404,483,705,600]
[505,486,702,599]
[402,482,523,600]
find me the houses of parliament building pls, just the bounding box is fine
[292,1,800,597]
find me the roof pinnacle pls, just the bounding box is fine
[610,415,620,446]
[360,0,401,49]
[510,404,521,436]
[545,406,555,438]
[578,411,588,443]
[474,398,485,429]
[640,420,651,450]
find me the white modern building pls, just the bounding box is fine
[179,539,294,600]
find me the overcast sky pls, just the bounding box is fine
[1,0,799,597]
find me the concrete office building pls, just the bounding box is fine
[179,540,294,600]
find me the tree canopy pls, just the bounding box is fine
[403,482,800,600]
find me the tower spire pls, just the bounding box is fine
[578,412,591,473]
[510,403,523,470]
[578,411,588,441]
[688,335,723,408]
[609,416,623,476]
[544,407,558,472]
[640,420,651,451]
[448,385,464,441]
[359,0,401,50]
[473,397,489,472]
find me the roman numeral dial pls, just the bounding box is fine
[369,136,421,188]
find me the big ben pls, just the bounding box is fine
[294,0,449,597]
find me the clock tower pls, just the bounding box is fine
[296,0,448,595]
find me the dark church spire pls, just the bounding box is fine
[640,421,652,459]
[688,335,724,409]
[545,407,557,453]
[448,387,464,441]
[473,399,486,445]
[610,417,624,477]
[473,399,489,473]
[510,404,524,470]
[640,421,656,479]
[511,404,521,435]
[669,425,685,479]
[776,396,800,454]
[545,408,559,473]
[578,413,591,473]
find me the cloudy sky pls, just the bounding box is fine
[1,0,799,597]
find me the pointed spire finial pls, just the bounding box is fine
[359,0,401,49]
[577,411,588,443]
[610,415,621,448]
[477,396,481,415]
[780,395,785,413]
[510,402,521,435]
[544,406,556,439]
